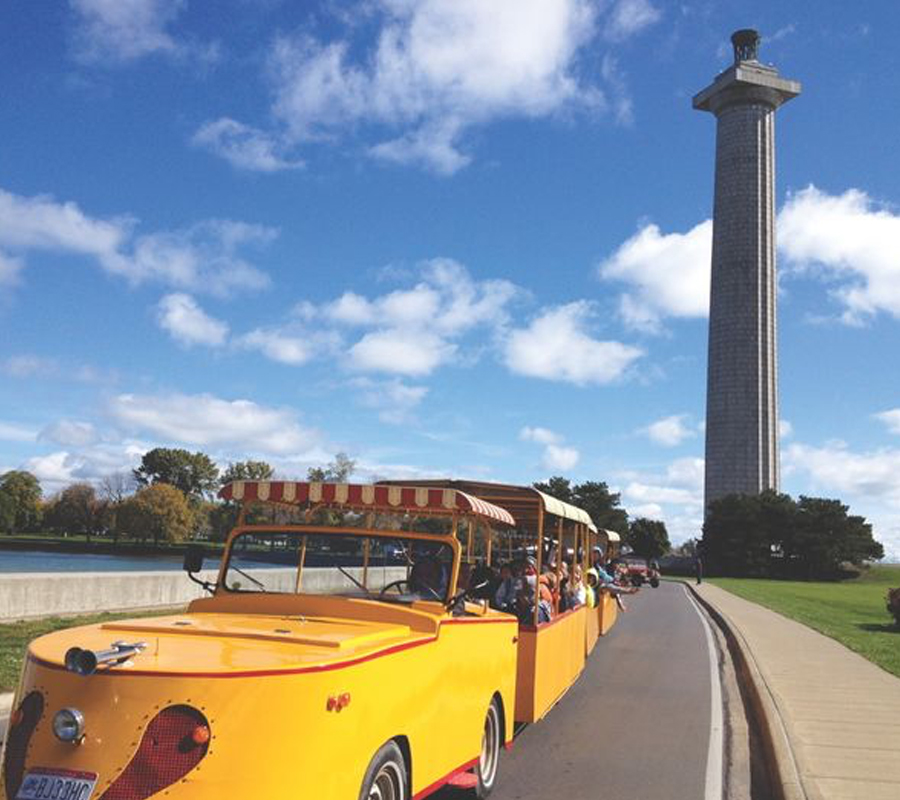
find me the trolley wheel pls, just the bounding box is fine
[631,574,644,587]
[474,699,502,798]
[359,741,408,800]
[650,577,660,588]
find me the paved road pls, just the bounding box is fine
[437,581,717,799]
[0,583,717,799]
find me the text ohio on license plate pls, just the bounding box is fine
[16,768,98,800]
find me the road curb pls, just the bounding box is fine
[0,691,12,747]
[683,582,808,800]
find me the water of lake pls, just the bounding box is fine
[0,550,221,573]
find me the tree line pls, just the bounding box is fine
[0,449,355,546]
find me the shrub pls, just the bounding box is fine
[887,588,900,628]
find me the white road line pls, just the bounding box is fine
[683,584,724,800]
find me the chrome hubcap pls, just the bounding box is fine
[479,704,500,787]
[369,761,404,800]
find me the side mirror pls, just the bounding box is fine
[183,544,205,573]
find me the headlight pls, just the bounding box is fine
[53,707,85,743]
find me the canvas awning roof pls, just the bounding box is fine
[218,481,516,527]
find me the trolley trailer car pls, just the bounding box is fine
[1,480,621,800]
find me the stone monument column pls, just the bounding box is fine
[694,30,801,509]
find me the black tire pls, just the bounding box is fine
[650,577,660,588]
[631,574,644,587]
[474,699,502,798]
[359,741,408,800]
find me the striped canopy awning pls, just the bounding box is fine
[218,481,516,527]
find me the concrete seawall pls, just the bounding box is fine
[0,567,407,621]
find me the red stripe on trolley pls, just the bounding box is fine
[28,636,437,680]
[412,757,480,800]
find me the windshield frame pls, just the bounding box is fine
[218,523,462,603]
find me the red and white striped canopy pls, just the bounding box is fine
[218,481,515,527]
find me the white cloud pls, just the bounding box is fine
[25,451,80,487]
[616,456,704,543]
[779,186,900,322]
[109,392,321,456]
[297,259,519,376]
[238,328,312,366]
[642,414,696,447]
[0,421,37,442]
[876,409,900,435]
[785,442,900,504]
[520,425,579,471]
[39,420,99,447]
[351,378,428,424]
[780,419,793,439]
[785,440,900,560]
[599,219,712,332]
[543,444,580,471]
[603,0,662,42]
[192,118,304,173]
[520,426,562,446]
[0,251,23,285]
[350,329,454,376]
[504,301,642,385]
[70,0,217,65]
[157,293,229,347]
[258,0,604,174]
[0,186,273,296]
[1,355,59,378]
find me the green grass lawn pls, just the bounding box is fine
[709,565,900,678]
[0,608,183,694]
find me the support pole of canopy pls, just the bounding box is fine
[295,535,307,593]
[555,518,563,615]
[534,504,544,628]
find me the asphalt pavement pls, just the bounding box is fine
[436,580,718,800]
[0,583,718,799]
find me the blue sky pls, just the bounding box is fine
[2,1,899,557]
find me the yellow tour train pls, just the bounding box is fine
[1,480,624,800]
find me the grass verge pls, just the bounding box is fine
[1,608,183,694]
[709,565,900,678]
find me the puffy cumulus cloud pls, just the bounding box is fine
[641,414,697,447]
[156,293,229,347]
[503,301,643,385]
[69,0,217,65]
[603,0,662,42]
[0,186,273,296]
[519,426,562,446]
[238,328,312,366]
[296,259,519,376]
[618,456,704,543]
[39,420,99,448]
[350,330,454,376]
[192,118,304,173]
[351,378,428,424]
[785,441,900,559]
[0,421,37,443]
[598,219,712,332]
[876,409,900,435]
[784,442,900,505]
[543,444,580,471]
[519,425,579,471]
[779,186,900,323]
[195,0,631,175]
[109,392,321,456]
[23,440,149,494]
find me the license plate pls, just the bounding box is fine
[16,768,97,800]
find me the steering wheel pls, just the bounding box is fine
[378,579,442,602]
[379,579,413,597]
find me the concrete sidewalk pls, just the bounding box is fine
[694,583,900,800]
[0,692,11,746]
